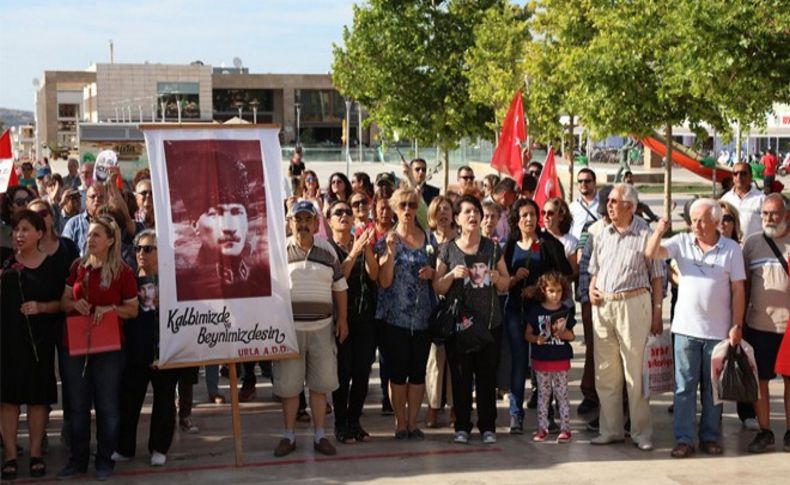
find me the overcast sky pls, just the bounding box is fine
[0,0,354,111]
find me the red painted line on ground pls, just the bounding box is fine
[17,446,501,483]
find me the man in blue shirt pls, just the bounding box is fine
[62,184,106,255]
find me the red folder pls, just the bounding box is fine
[66,311,122,356]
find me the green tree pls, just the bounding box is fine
[332,0,498,190]
[465,3,532,139]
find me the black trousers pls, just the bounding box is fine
[333,319,377,428]
[117,364,180,456]
[242,360,272,387]
[374,319,391,402]
[446,325,503,434]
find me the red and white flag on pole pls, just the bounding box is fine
[490,91,526,187]
[0,129,19,193]
[533,146,562,228]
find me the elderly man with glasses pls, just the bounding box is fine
[588,183,665,451]
[646,198,746,458]
[721,162,765,238]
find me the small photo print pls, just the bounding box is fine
[464,261,491,289]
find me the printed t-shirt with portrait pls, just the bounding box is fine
[437,237,502,329]
[526,303,575,371]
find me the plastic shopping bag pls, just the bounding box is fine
[642,332,674,398]
[711,339,759,405]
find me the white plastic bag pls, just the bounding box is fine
[711,339,759,405]
[642,332,674,398]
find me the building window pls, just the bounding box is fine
[58,103,79,119]
[213,89,274,116]
[157,82,200,120]
[295,90,347,123]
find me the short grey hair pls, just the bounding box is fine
[690,198,722,223]
[133,229,156,246]
[613,183,639,206]
[763,193,789,212]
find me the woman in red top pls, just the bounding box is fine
[57,215,138,481]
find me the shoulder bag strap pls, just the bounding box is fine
[578,198,599,222]
[763,233,789,276]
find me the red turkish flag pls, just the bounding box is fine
[0,129,19,193]
[533,146,562,228]
[490,91,526,187]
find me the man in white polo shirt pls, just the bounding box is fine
[646,198,746,458]
[721,162,765,238]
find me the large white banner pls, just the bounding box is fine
[142,125,298,367]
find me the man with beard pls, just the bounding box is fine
[569,168,599,239]
[742,194,790,453]
[410,158,439,206]
[177,160,270,301]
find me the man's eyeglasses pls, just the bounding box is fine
[136,190,152,198]
[732,171,750,177]
[607,198,628,205]
[399,201,418,210]
[578,179,593,184]
[134,245,157,254]
[13,196,33,207]
[761,210,783,219]
[332,209,352,217]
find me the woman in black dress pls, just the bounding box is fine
[27,199,79,447]
[1,210,66,480]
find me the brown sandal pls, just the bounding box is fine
[699,441,723,455]
[670,443,695,458]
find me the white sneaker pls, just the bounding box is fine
[110,452,130,462]
[743,418,760,431]
[150,452,167,467]
[453,431,470,444]
[482,431,497,444]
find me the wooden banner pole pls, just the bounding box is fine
[227,363,244,466]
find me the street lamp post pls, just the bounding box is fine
[295,103,302,146]
[357,103,363,163]
[345,98,352,175]
[249,100,259,124]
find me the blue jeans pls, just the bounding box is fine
[673,333,722,445]
[505,306,530,418]
[62,350,124,470]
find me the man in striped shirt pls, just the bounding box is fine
[588,183,665,452]
[273,201,348,458]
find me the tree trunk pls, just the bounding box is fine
[443,146,450,194]
[735,120,742,164]
[568,115,575,201]
[664,123,673,229]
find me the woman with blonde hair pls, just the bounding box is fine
[718,201,742,244]
[376,187,436,439]
[58,215,138,480]
[424,195,456,428]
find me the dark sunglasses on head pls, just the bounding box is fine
[399,201,418,210]
[351,199,368,208]
[332,208,353,217]
[13,196,33,207]
[721,214,735,223]
[134,245,157,254]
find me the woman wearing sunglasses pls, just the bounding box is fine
[376,187,436,440]
[1,210,66,480]
[2,186,38,263]
[349,192,372,235]
[542,197,579,278]
[113,229,181,467]
[325,172,352,206]
[326,200,379,444]
[58,216,138,480]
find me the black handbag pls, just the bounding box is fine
[719,344,759,402]
[428,295,460,345]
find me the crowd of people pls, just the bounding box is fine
[0,151,788,481]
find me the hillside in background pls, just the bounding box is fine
[0,108,34,130]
